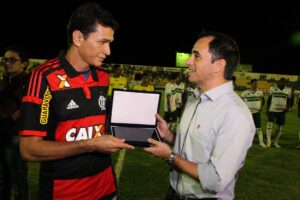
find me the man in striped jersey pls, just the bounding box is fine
[266,78,292,148]
[19,3,133,200]
[241,79,266,147]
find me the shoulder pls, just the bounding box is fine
[222,91,252,114]
[31,57,61,76]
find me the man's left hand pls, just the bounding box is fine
[144,138,171,159]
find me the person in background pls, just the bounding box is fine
[145,31,255,200]
[106,64,128,131]
[164,73,178,131]
[0,45,29,200]
[265,78,292,148]
[133,73,154,91]
[19,3,134,200]
[181,80,196,108]
[173,74,185,122]
[107,64,128,96]
[241,79,266,148]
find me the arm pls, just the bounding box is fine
[147,109,255,192]
[20,135,134,161]
[155,114,174,144]
[144,138,199,179]
[19,71,134,162]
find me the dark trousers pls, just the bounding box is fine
[0,136,28,200]
[165,186,217,200]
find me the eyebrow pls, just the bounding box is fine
[192,50,201,57]
[99,38,113,43]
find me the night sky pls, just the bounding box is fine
[1,1,300,75]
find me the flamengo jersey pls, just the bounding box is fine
[241,89,264,113]
[268,86,291,112]
[19,53,116,200]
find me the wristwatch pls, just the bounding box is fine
[166,151,177,168]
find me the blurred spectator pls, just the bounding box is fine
[108,64,128,96]
[133,73,154,91]
[0,45,29,200]
[164,73,178,131]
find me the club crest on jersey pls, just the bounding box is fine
[65,124,104,141]
[98,95,106,110]
[57,74,71,89]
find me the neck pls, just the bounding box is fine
[66,47,90,72]
[198,78,228,93]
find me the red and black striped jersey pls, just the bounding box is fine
[19,52,116,200]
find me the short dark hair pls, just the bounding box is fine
[5,45,29,63]
[250,79,257,84]
[279,77,286,82]
[197,31,240,80]
[67,2,119,45]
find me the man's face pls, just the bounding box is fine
[251,81,258,90]
[278,80,286,90]
[77,23,114,67]
[185,36,216,85]
[2,50,25,75]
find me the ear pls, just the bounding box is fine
[214,59,226,73]
[72,30,84,47]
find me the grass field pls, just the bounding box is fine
[26,93,300,200]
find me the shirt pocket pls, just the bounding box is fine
[189,123,216,163]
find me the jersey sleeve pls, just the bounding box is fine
[19,69,51,137]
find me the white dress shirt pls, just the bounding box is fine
[170,81,255,200]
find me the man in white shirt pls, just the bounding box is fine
[145,31,255,200]
[241,79,266,147]
[266,78,291,148]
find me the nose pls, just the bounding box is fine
[186,56,192,66]
[103,43,111,56]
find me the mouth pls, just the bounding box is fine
[188,68,196,73]
[98,57,105,62]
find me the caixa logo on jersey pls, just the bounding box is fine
[65,124,103,141]
[98,95,106,110]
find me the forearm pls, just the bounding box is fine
[20,136,93,161]
[174,155,198,179]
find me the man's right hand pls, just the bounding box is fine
[156,114,174,144]
[91,135,134,153]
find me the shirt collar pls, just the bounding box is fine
[194,81,234,102]
[58,51,98,81]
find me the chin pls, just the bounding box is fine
[188,75,195,82]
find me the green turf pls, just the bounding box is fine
[25,96,300,200]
